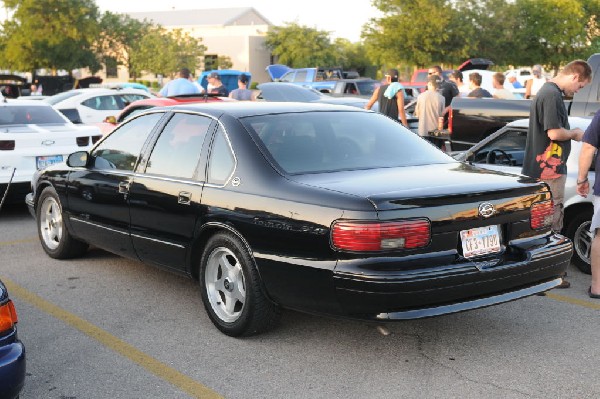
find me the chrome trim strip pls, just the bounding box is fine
[70,217,129,235]
[130,234,185,248]
[131,173,204,186]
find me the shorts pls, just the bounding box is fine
[591,195,600,235]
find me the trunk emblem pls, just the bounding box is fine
[478,202,495,218]
[41,140,55,146]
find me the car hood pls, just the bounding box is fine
[289,162,541,211]
[457,58,494,71]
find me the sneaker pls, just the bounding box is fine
[556,279,571,289]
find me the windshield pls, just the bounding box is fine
[45,90,82,105]
[242,111,453,174]
[0,105,68,126]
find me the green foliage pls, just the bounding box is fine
[218,55,233,70]
[1,0,101,72]
[265,22,338,67]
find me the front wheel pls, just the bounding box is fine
[199,232,280,336]
[36,187,88,259]
[564,208,592,275]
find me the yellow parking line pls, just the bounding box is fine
[546,292,600,310]
[0,237,38,246]
[2,277,223,399]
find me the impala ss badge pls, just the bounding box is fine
[41,140,55,146]
[478,202,496,218]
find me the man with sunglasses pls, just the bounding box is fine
[364,68,408,126]
[428,65,459,115]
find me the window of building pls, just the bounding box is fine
[204,55,218,71]
[105,57,118,78]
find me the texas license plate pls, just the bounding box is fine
[36,155,63,169]
[460,225,501,258]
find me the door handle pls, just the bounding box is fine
[118,181,130,194]
[178,191,191,205]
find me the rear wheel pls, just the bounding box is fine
[564,208,592,274]
[37,187,88,259]
[199,232,280,336]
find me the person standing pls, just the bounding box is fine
[415,75,445,137]
[492,72,517,99]
[522,59,592,288]
[428,65,458,114]
[207,72,229,96]
[506,72,524,89]
[229,74,254,101]
[525,64,547,99]
[364,69,408,126]
[576,111,600,298]
[449,70,469,97]
[159,68,201,97]
[467,72,492,98]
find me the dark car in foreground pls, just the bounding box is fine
[0,279,25,399]
[26,102,571,336]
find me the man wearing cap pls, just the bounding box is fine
[229,74,254,101]
[207,72,229,96]
[159,68,201,97]
[506,72,523,89]
[364,68,408,126]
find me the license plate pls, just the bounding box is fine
[460,225,501,258]
[36,155,63,169]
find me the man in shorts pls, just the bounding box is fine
[577,111,600,298]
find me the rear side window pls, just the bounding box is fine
[207,126,235,185]
[145,113,211,179]
[92,113,163,171]
[82,95,121,111]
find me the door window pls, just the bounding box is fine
[145,113,211,179]
[82,95,121,111]
[92,113,163,171]
[471,129,527,166]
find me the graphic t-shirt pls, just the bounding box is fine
[522,82,570,179]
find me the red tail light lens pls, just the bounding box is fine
[332,219,431,251]
[0,300,18,332]
[76,136,90,147]
[0,140,15,150]
[448,107,453,134]
[531,200,553,229]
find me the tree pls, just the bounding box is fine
[1,0,100,73]
[96,11,153,80]
[265,22,337,67]
[331,39,374,77]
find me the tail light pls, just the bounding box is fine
[531,200,553,229]
[332,219,431,251]
[76,136,90,147]
[0,299,18,332]
[448,107,453,134]
[0,140,15,150]
[91,135,102,144]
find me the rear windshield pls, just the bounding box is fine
[44,91,82,105]
[0,105,67,126]
[242,111,453,174]
[355,81,377,95]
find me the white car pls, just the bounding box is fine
[0,100,102,204]
[454,117,595,274]
[45,88,153,124]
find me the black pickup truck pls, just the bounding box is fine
[435,53,600,150]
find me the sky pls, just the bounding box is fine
[94,0,382,42]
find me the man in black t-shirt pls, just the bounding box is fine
[428,65,458,114]
[521,60,592,288]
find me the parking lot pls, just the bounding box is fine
[1,202,600,399]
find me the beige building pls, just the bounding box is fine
[99,7,274,85]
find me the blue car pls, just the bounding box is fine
[0,280,25,399]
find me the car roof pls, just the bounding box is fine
[155,101,366,118]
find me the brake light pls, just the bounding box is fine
[0,140,15,150]
[76,136,90,147]
[0,300,18,332]
[448,107,453,134]
[332,219,430,251]
[91,135,102,144]
[531,200,553,229]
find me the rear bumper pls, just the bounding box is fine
[333,233,572,320]
[0,332,26,399]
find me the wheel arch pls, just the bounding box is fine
[563,201,593,234]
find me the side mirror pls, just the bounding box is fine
[103,115,117,124]
[67,151,89,168]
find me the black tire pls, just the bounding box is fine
[36,187,88,259]
[199,232,280,336]
[563,208,592,274]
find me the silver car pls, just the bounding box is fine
[454,117,595,274]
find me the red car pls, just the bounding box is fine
[96,94,231,135]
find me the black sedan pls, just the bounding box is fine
[26,102,571,336]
